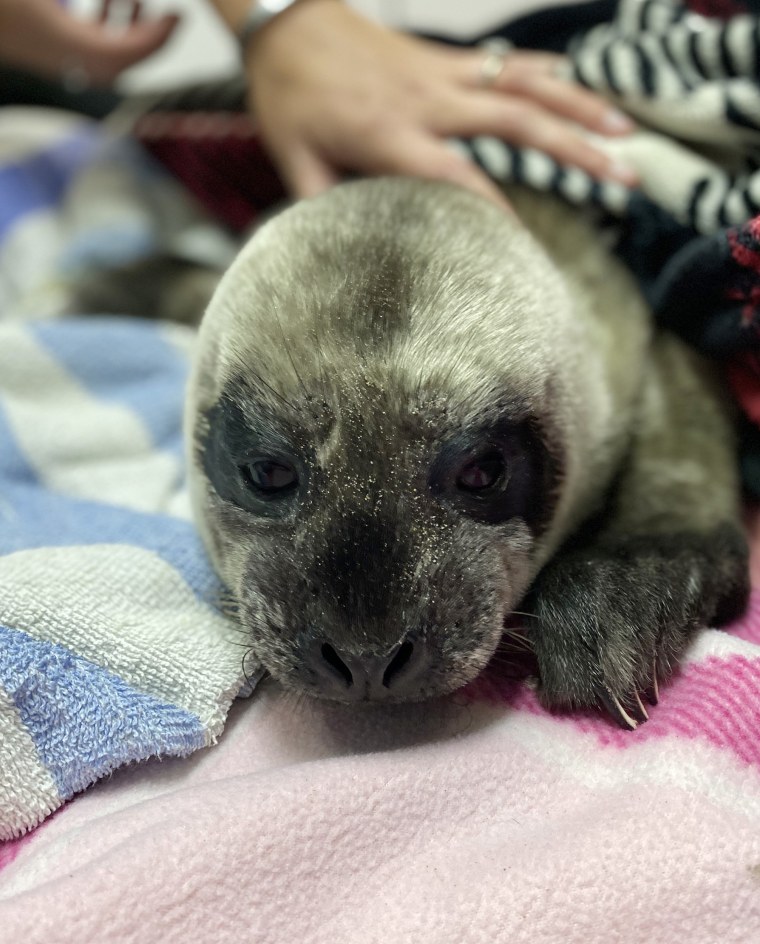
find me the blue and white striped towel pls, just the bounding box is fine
[0,110,248,840]
[0,318,249,840]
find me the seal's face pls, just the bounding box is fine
[199,373,553,700]
[189,179,581,702]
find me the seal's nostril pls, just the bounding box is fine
[321,643,353,687]
[382,640,414,688]
[309,636,426,699]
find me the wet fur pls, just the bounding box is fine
[186,179,748,725]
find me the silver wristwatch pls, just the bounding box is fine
[237,0,302,52]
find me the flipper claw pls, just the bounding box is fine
[599,689,639,731]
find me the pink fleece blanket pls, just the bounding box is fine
[2,518,760,943]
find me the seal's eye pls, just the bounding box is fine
[456,451,506,493]
[429,424,544,526]
[243,459,298,496]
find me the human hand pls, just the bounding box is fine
[244,1,639,206]
[0,0,179,86]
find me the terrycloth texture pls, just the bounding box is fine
[4,43,760,940]
[0,111,249,839]
[2,564,760,942]
[0,317,252,841]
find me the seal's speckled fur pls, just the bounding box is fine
[187,179,748,726]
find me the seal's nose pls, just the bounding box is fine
[308,636,427,700]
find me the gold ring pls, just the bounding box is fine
[478,38,514,89]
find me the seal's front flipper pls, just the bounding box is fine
[529,334,749,727]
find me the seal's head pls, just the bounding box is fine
[187,179,591,702]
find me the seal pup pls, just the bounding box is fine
[187,178,748,729]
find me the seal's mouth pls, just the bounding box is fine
[233,584,513,704]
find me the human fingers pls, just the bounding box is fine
[496,70,634,135]
[448,46,633,136]
[447,43,565,84]
[437,93,639,185]
[0,0,179,83]
[61,11,180,84]
[277,144,342,200]
[361,130,513,211]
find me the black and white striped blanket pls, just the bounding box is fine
[465,0,760,491]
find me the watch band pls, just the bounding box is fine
[237,0,302,52]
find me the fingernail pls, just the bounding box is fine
[600,109,635,134]
[606,159,639,186]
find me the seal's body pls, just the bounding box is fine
[187,179,748,728]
